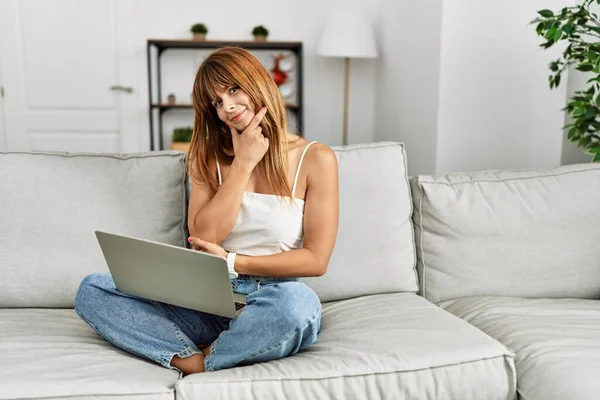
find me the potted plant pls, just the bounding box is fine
[190,23,208,41]
[171,126,194,152]
[252,25,269,41]
[167,93,176,105]
[532,0,600,162]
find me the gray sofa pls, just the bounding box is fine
[0,142,598,400]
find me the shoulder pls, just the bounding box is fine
[303,142,338,181]
[304,142,337,166]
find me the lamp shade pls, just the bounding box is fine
[317,7,378,58]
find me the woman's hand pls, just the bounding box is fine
[188,236,227,259]
[230,107,269,171]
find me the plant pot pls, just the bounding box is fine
[193,33,206,41]
[171,142,191,153]
[167,94,176,105]
[253,35,267,42]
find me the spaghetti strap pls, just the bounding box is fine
[292,141,317,198]
[216,159,223,186]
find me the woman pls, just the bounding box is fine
[75,47,339,375]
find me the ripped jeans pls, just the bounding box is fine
[74,273,321,372]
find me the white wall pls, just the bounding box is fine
[375,0,443,175]
[434,0,570,175]
[131,0,378,150]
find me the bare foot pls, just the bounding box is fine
[170,343,214,376]
[171,353,205,375]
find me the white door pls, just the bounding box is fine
[0,0,140,152]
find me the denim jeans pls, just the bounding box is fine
[74,273,321,372]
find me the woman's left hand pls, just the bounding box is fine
[188,236,227,259]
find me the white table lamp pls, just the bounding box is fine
[317,7,378,145]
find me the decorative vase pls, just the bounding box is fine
[193,33,206,41]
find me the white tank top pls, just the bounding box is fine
[217,141,317,256]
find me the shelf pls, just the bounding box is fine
[148,39,302,52]
[151,103,300,110]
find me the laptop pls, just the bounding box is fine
[95,230,247,319]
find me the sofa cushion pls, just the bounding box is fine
[0,308,179,400]
[302,142,419,302]
[410,163,600,304]
[440,296,600,400]
[0,151,188,308]
[176,293,516,400]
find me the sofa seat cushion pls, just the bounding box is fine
[0,309,179,400]
[176,293,516,400]
[440,296,600,400]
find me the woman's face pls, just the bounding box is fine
[212,85,256,131]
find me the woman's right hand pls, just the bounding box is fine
[230,107,269,171]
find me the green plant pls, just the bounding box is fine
[532,0,600,161]
[172,126,193,142]
[252,25,269,37]
[190,23,208,34]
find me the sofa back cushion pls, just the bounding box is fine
[411,163,600,304]
[0,151,188,308]
[302,142,419,302]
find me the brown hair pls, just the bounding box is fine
[186,47,291,198]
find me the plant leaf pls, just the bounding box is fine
[568,127,579,140]
[576,62,595,71]
[554,29,563,41]
[538,9,555,18]
[585,108,597,119]
[536,22,545,35]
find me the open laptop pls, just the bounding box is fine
[95,230,246,319]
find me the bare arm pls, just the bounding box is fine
[188,161,252,244]
[188,107,269,244]
[234,144,339,277]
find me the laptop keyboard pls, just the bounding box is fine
[235,302,246,311]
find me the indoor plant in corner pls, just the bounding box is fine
[171,126,193,153]
[532,0,600,161]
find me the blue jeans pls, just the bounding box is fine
[74,273,321,372]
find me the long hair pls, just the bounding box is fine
[186,47,291,199]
